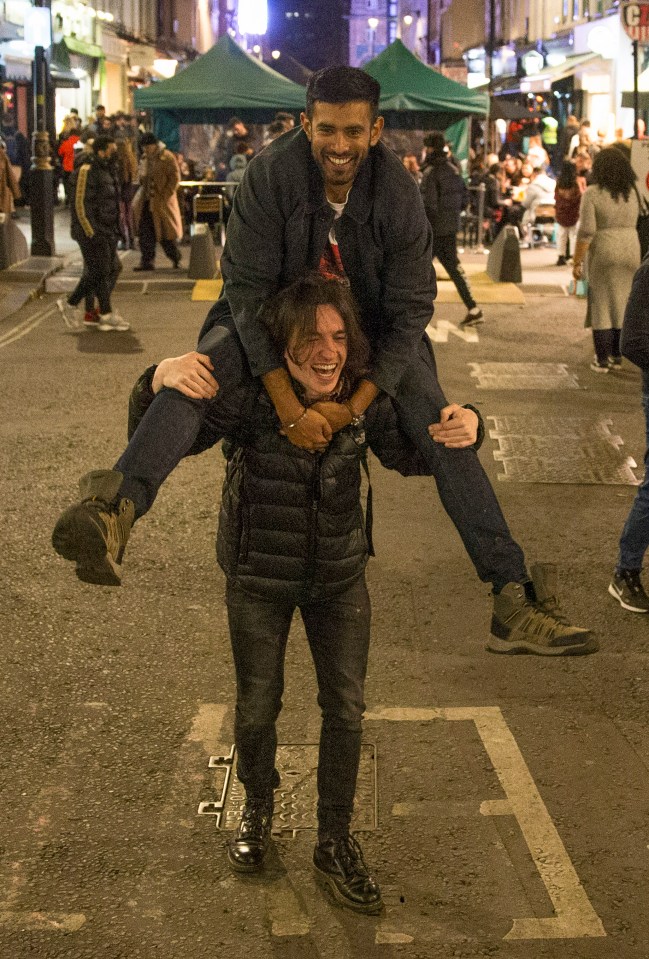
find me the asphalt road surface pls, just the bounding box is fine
[2,275,649,959]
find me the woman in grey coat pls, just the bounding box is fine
[573,147,641,373]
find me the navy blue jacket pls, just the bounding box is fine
[218,129,436,399]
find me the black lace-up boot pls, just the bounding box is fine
[313,834,383,914]
[227,796,274,873]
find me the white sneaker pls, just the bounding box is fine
[57,297,83,330]
[98,311,130,332]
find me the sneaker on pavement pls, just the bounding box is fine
[487,563,598,656]
[56,297,83,330]
[608,356,622,371]
[608,570,649,613]
[589,361,609,373]
[52,470,134,586]
[84,308,100,327]
[313,834,383,914]
[555,255,567,266]
[227,796,274,873]
[98,311,130,332]
[460,308,484,328]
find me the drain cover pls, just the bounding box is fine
[199,743,377,836]
[470,362,580,390]
[488,415,639,485]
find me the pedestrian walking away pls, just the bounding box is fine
[572,147,641,373]
[52,66,596,657]
[608,255,649,612]
[420,130,483,328]
[56,134,129,333]
[132,132,182,271]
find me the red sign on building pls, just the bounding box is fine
[622,1,649,41]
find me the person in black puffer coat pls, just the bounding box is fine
[218,276,480,910]
[113,275,479,912]
[420,131,483,328]
[57,135,129,333]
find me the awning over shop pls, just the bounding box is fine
[363,39,489,128]
[62,36,104,60]
[491,52,601,95]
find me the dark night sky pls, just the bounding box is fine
[266,0,349,71]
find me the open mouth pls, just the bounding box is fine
[311,362,339,381]
[326,155,353,168]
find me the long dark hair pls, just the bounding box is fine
[591,146,636,202]
[556,160,578,191]
[262,274,370,389]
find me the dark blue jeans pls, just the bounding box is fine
[226,577,370,837]
[115,316,527,590]
[617,386,649,572]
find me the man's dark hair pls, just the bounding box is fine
[274,111,294,123]
[423,131,446,154]
[140,132,158,147]
[92,135,115,154]
[262,274,370,389]
[305,67,380,122]
[591,146,636,202]
[556,160,577,190]
[95,104,105,112]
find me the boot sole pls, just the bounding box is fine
[313,865,383,915]
[52,507,122,587]
[486,634,599,656]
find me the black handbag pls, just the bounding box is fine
[634,184,649,259]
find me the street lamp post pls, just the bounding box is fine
[368,17,379,59]
[28,0,55,257]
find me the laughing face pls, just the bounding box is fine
[284,304,348,402]
[301,101,384,204]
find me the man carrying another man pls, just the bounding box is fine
[53,67,595,657]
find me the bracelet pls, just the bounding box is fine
[283,407,308,430]
[344,402,362,427]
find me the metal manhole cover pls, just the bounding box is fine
[470,362,580,390]
[199,743,377,835]
[488,415,639,485]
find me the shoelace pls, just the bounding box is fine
[240,800,272,838]
[331,835,370,877]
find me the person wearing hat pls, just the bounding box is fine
[420,131,483,328]
[132,133,182,271]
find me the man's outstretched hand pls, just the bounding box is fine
[152,352,219,399]
[428,404,478,448]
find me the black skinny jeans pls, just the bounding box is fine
[138,199,179,266]
[432,233,477,311]
[226,577,370,838]
[69,235,120,315]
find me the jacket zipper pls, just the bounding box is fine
[304,453,322,591]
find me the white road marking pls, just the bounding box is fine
[265,878,310,937]
[0,304,56,349]
[426,319,480,344]
[365,706,606,941]
[0,910,86,932]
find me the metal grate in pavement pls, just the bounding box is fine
[199,743,377,836]
[470,362,580,390]
[488,415,639,485]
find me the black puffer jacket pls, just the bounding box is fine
[420,153,469,237]
[127,367,484,602]
[216,392,433,601]
[70,153,121,243]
